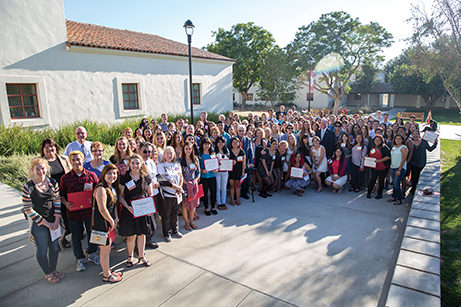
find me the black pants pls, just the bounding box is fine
[241,168,250,197]
[161,197,179,237]
[145,194,161,244]
[350,163,363,189]
[410,165,424,195]
[201,177,217,209]
[368,168,388,197]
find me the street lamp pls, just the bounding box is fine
[184,19,195,125]
[307,56,314,113]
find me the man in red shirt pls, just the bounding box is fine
[60,151,99,272]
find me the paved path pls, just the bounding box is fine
[438,124,461,140]
[0,177,410,307]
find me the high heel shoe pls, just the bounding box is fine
[126,256,133,267]
[138,257,150,266]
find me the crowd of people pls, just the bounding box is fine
[22,106,438,284]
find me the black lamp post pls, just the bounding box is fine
[307,56,314,113]
[184,19,195,125]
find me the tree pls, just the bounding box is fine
[386,50,446,110]
[206,22,275,109]
[354,61,380,94]
[256,46,298,107]
[289,11,393,114]
[409,0,461,112]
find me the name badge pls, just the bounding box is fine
[189,163,196,170]
[341,143,346,148]
[370,149,376,154]
[123,160,128,165]
[84,183,93,191]
[125,180,136,190]
[237,156,243,162]
[357,146,362,151]
[272,155,276,160]
[281,156,286,161]
[328,159,333,164]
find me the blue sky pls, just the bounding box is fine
[63,0,432,63]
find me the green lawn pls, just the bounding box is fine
[440,139,461,306]
[405,109,461,126]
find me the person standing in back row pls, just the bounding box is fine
[64,126,93,163]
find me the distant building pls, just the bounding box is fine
[0,0,234,127]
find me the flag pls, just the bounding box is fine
[427,110,432,123]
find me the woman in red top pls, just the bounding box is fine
[366,135,391,199]
[325,148,348,193]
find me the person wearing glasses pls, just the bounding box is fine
[83,142,110,178]
[64,126,93,162]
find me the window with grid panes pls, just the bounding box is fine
[122,83,139,109]
[192,83,201,105]
[6,84,40,119]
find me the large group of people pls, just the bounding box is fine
[22,107,437,284]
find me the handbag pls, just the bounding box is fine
[89,192,109,246]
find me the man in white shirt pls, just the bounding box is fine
[382,113,392,126]
[139,142,159,249]
[375,110,383,123]
[64,126,93,162]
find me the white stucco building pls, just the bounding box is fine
[0,0,234,127]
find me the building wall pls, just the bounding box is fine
[0,0,233,127]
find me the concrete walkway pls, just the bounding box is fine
[439,124,461,140]
[0,176,411,307]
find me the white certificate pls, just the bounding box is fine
[219,159,234,171]
[290,167,304,178]
[131,196,156,218]
[204,158,219,171]
[364,157,377,168]
[50,225,61,242]
[422,131,438,143]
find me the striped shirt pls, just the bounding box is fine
[22,177,61,224]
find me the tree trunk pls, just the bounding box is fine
[333,92,345,115]
[241,92,247,109]
[446,87,461,112]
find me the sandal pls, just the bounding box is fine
[185,224,192,231]
[138,257,150,267]
[45,273,60,284]
[110,270,123,277]
[293,190,299,195]
[236,200,241,206]
[193,213,200,220]
[387,198,396,202]
[222,205,228,210]
[315,188,322,193]
[230,200,235,206]
[52,271,65,280]
[126,256,134,267]
[102,273,122,283]
[298,191,304,197]
[394,200,402,206]
[190,223,198,230]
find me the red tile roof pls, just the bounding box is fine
[66,20,234,63]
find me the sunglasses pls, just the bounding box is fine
[142,150,152,154]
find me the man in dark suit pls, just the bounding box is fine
[316,118,335,159]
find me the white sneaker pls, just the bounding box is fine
[88,254,100,265]
[76,260,86,272]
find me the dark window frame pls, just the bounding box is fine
[6,83,40,119]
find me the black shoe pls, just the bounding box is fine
[205,210,211,216]
[266,193,273,197]
[366,194,371,199]
[241,194,250,200]
[145,242,159,249]
[259,192,267,198]
[211,209,218,215]
[375,195,382,200]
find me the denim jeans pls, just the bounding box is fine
[215,171,228,204]
[31,222,60,275]
[390,168,406,200]
[68,219,97,261]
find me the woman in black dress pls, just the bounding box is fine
[119,154,154,267]
[228,136,246,206]
[92,164,123,283]
[257,138,278,198]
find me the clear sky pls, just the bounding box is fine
[63,0,432,64]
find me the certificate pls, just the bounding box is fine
[204,158,219,171]
[219,159,234,171]
[290,167,303,178]
[50,225,61,242]
[68,190,93,211]
[422,131,438,143]
[364,157,377,168]
[131,196,156,218]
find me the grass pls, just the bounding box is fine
[405,109,461,126]
[440,139,461,306]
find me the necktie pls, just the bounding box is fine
[81,144,85,155]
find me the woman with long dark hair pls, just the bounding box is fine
[366,135,391,200]
[92,164,123,282]
[325,148,348,193]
